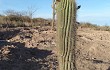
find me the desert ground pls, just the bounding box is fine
[0,26,110,70]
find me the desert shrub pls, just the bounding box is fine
[0,9,53,28]
[32,18,51,26]
[0,15,5,24]
[0,11,52,28]
[79,22,110,31]
[22,16,31,23]
[80,22,98,28]
[0,23,14,28]
[102,26,110,31]
[0,15,32,28]
[95,25,110,31]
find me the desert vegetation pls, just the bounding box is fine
[56,0,77,70]
[0,8,110,70]
[0,21,110,70]
[79,22,110,31]
[0,10,52,28]
[0,0,110,70]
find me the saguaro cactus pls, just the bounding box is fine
[56,0,77,70]
[51,0,56,30]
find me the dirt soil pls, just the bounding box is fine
[0,26,110,70]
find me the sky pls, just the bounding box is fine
[0,0,110,26]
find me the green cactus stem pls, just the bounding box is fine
[56,0,77,70]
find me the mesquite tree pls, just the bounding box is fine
[55,0,77,70]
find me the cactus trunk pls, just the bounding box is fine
[51,0,56,30]
[56,0,77,70]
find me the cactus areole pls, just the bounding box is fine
[56,0,77,70]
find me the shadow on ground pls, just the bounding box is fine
[0,29,20,40]
[0,41,54,70]
[107,66,110,70]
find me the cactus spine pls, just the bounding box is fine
[56,0,77,70]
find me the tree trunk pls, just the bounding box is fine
[56,0,77,70]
